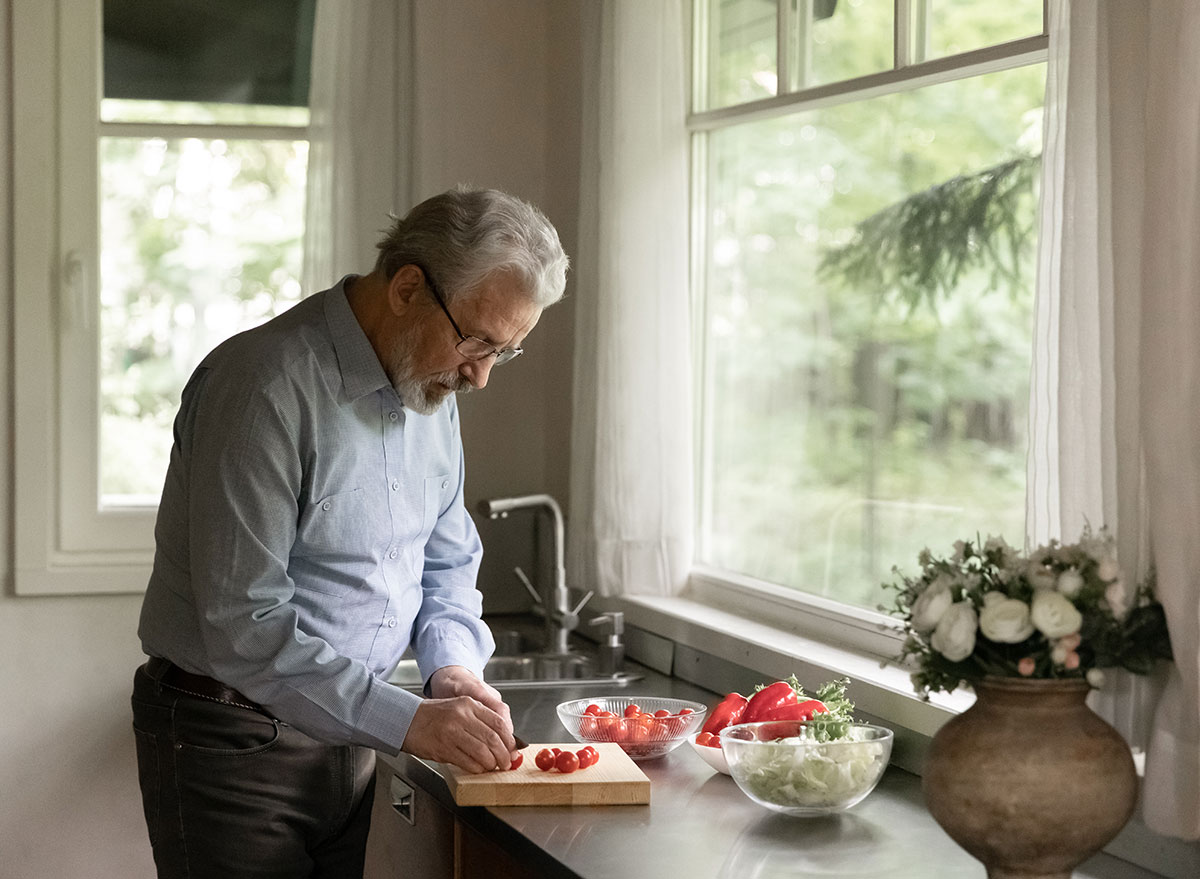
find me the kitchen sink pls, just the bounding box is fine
[388,651,642,690]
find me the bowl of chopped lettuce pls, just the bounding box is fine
[720,720,893,816]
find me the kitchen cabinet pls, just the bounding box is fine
[364,759,539,879]
[363,761,454,879]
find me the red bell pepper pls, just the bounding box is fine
[756,698,828,723]
[741,680,799,724]
[700,691,748,736]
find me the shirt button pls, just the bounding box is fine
[386,618,397,628]
[389,411,399,422]
[388,548,398,559]
[321,501,332,511]
[441,481,449,490]
[391,480,400,491]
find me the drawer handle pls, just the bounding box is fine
[390,775,415,825]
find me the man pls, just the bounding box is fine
[131,187,569,878]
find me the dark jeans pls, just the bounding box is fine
[131,662,376,879]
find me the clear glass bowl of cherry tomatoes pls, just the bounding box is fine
[556,696,708,761]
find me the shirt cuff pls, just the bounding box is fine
[416,636,489,688]
[357,676,423,754]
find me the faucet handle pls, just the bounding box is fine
[569,590,594,617]
[589,611,624,637]
[512,566,543,606]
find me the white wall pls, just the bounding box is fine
[0,2,583,876]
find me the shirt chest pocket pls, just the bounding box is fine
[295,487,371,559]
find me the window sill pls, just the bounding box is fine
[585,582,973,774]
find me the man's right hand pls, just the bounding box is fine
[402,696,518,774]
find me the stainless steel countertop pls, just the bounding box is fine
[380,640,1161,879]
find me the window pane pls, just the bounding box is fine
[926,0,1044,60]
[802,0,892,90]
[101,99,309,127]
[103,0,316,117]
[99,136,308,504]
[702,0,779,110]
[697,65,1044,610]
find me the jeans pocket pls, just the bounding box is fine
[172,698,281,756]
[132,727,160,847]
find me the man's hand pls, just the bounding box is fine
[401,666,519,774]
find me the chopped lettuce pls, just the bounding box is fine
[734,725,887,808]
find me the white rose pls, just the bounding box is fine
[1086,669,1107,689]
[1056,569,1084,597]
[930,601,978,662]
[979,597,1034,643]
[1105,579,1128,620]
[1097,555,1122,583]
[1030,590,1083,639]
[982,590,1008,608]
[910,579,953,633]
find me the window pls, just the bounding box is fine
[14,0,315,593]
[690,0,1047,616]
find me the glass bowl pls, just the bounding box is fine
[687,732,731,775]
[557,696,708,761]
[720,721,893,815]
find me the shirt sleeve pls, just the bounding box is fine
[412,398,495,685]
[179,365,423,754]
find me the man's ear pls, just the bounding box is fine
[387,264,425,315]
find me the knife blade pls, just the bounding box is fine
[513,733,529,750]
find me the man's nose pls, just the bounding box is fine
[460,357,495,390]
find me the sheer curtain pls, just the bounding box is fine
[1032,0,1200,840]
[303,0,413,291]
[568,0,692,598]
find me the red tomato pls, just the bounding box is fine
[534,749,556,771]
[654,709,670,718]
[695,731,716,747]
[678,708,694,716]
[584,703,603,716]
[625,720,651,743]
[551,747,563,757]
[576,746,597,768]
[623,704,642,718]
[555,750,579,773]
[508,752,524,770]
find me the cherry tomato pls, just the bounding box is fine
[654,709,670,718]
[584,703,603,716]
[695,731,716,747]
[580,716,599,738]
[551,747,563,757]
[535,748,556,771]
[508,752,524,770]
[625,720,651,743]
[624,704,642,718]
[678,708,694,716]
[576,746,596,768]
[582,745,600,767]
[555,750,579,773]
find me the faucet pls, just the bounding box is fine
[477,494,592,654]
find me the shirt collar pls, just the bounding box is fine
[324,275,393,401]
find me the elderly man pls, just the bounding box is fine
[131,187,568,878]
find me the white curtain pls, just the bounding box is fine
[303,0,413,292]
[568,0,692,598]
[1032,0,1200,840]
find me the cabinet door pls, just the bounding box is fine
[364,764,455,879]
[455,818,539,879]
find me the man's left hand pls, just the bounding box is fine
[428,665,513,734]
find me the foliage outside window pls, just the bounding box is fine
[691,0,1046,613]
[99,0,314,504]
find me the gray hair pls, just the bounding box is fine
[374,186,569,309]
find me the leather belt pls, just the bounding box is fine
[147,656,263,712]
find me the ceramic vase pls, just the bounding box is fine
[922,676,1137,879]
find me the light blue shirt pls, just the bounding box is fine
[138,276,493,754]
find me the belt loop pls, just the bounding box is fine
[144,656,170,695]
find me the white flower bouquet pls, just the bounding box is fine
[885,528,1171,697]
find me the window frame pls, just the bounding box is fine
[683,0,1049,657]
[13,0,312,594]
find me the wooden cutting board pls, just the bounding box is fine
[442,742,651,806]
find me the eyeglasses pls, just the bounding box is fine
[417,265,523,365]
